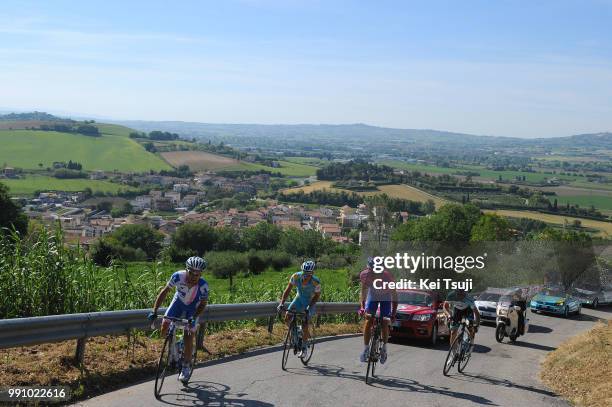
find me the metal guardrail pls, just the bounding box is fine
[0,302,359,350]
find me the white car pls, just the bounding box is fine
[475,289,505,323]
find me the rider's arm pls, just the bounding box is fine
[194,300,207,319]
[359,282,368,309]
[279,281,293,304]
[153,285,171,314]
[473,306,481,325]
[443,301,451,316]
[309,292,321,308]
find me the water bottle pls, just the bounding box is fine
[296,326,303,347]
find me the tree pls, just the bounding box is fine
[172,223,217,256]
[470,214,512,242]
[111,224,164,259]
[214,226,241,251]
[0,183,28,236]
[208,251,248,290]
[242,222,281,250]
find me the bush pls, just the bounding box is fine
[270,251,293,271]
[90,238,147,266]
[246,250,269,275]
[207,251,248,290]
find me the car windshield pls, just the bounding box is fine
[477,292,501,302]
[397,292,432,306]
[540,289,565,297]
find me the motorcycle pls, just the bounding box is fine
[495,301,528,343]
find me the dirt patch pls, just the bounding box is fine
[0,322,361,403]
[160,151,238,171]
[541,320,611,407]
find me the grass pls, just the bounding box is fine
[94,123,136,138]
[0,129,171,172]
[555,195,612,211]
[541,320,611,407]
[1,176,136,196]
[223,160,317,177]
[486,209,612,237]
[284,156,330,167]
[0,228,357,319]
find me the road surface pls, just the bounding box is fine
[76,306,610,407]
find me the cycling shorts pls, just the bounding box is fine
[365,300,393,319]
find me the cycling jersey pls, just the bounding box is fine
[167,270,209,306]
[446,290,476,329]
[360,268,395,318]
[287,271,321,316]
[164,271,209,327]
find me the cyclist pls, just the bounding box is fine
[277,260,321,360]
[359,257,398,364]
[148,256,209,384]
[443,288,480,346]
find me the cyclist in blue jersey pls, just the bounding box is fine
[148,256,209,383]
[277,260,321,359]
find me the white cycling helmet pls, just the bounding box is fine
[186,256,207,271]
[301,260,316,273]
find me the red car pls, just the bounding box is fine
[390,289,449,345]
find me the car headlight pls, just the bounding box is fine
[530,301,537,307]
[413,314,432,321]
[556,300,564,305]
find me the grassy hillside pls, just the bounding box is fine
[1,176,135,196]
[0,129,171,172]
[541,321,611,407]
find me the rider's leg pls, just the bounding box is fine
[363,314,373,345]
[184,330,194,364]
[382,318,390,343]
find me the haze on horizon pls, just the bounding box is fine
[1,0,611,139]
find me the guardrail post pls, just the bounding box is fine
[316,314,321,328]
[267,315,274,334]
[196,322,206,350]
[74,337,86,365]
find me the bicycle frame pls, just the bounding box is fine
[281,308,315,370]
[365,313,385,384]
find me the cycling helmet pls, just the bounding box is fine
[301,260,316,273]
[186,256,207,271]
[367,257,375,268]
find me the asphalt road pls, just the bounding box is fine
[76,306,610,407]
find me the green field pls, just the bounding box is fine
[284,156,330,167]
[0,130,172,172]
[1,176,135,196]
[380,160,459,175]
[224,160,317,177]
[122,263,353,302]
[94,123,135,137]
[554,195,612,211]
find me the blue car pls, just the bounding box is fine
[530,288,581,318]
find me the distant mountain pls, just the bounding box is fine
[114,120,611,149]
[0,111,67,121]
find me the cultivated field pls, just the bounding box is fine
[361,184,449,208]
[0,130,171,172]
[160,150,240,171]
[282,182,449,208]
[486,209,612,236]
[1,176,135,196]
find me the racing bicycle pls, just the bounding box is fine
[153,316,200,399]
[365,313,384,384]
[280,307,316,370]
[443,317,476,376]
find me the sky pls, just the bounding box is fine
[1,0,611,138]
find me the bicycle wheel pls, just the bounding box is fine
[443,333,460,376]
[154,334,173,399]
[281,322,293,371]
[458,335,474,373]
[300,321,315,366]
[365,327,379,384]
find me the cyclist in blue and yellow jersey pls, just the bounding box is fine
[443,288,480,346]
[277,260,321,359]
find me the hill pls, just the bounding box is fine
[0,128,171,172]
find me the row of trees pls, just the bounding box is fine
[39,123,100,137]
